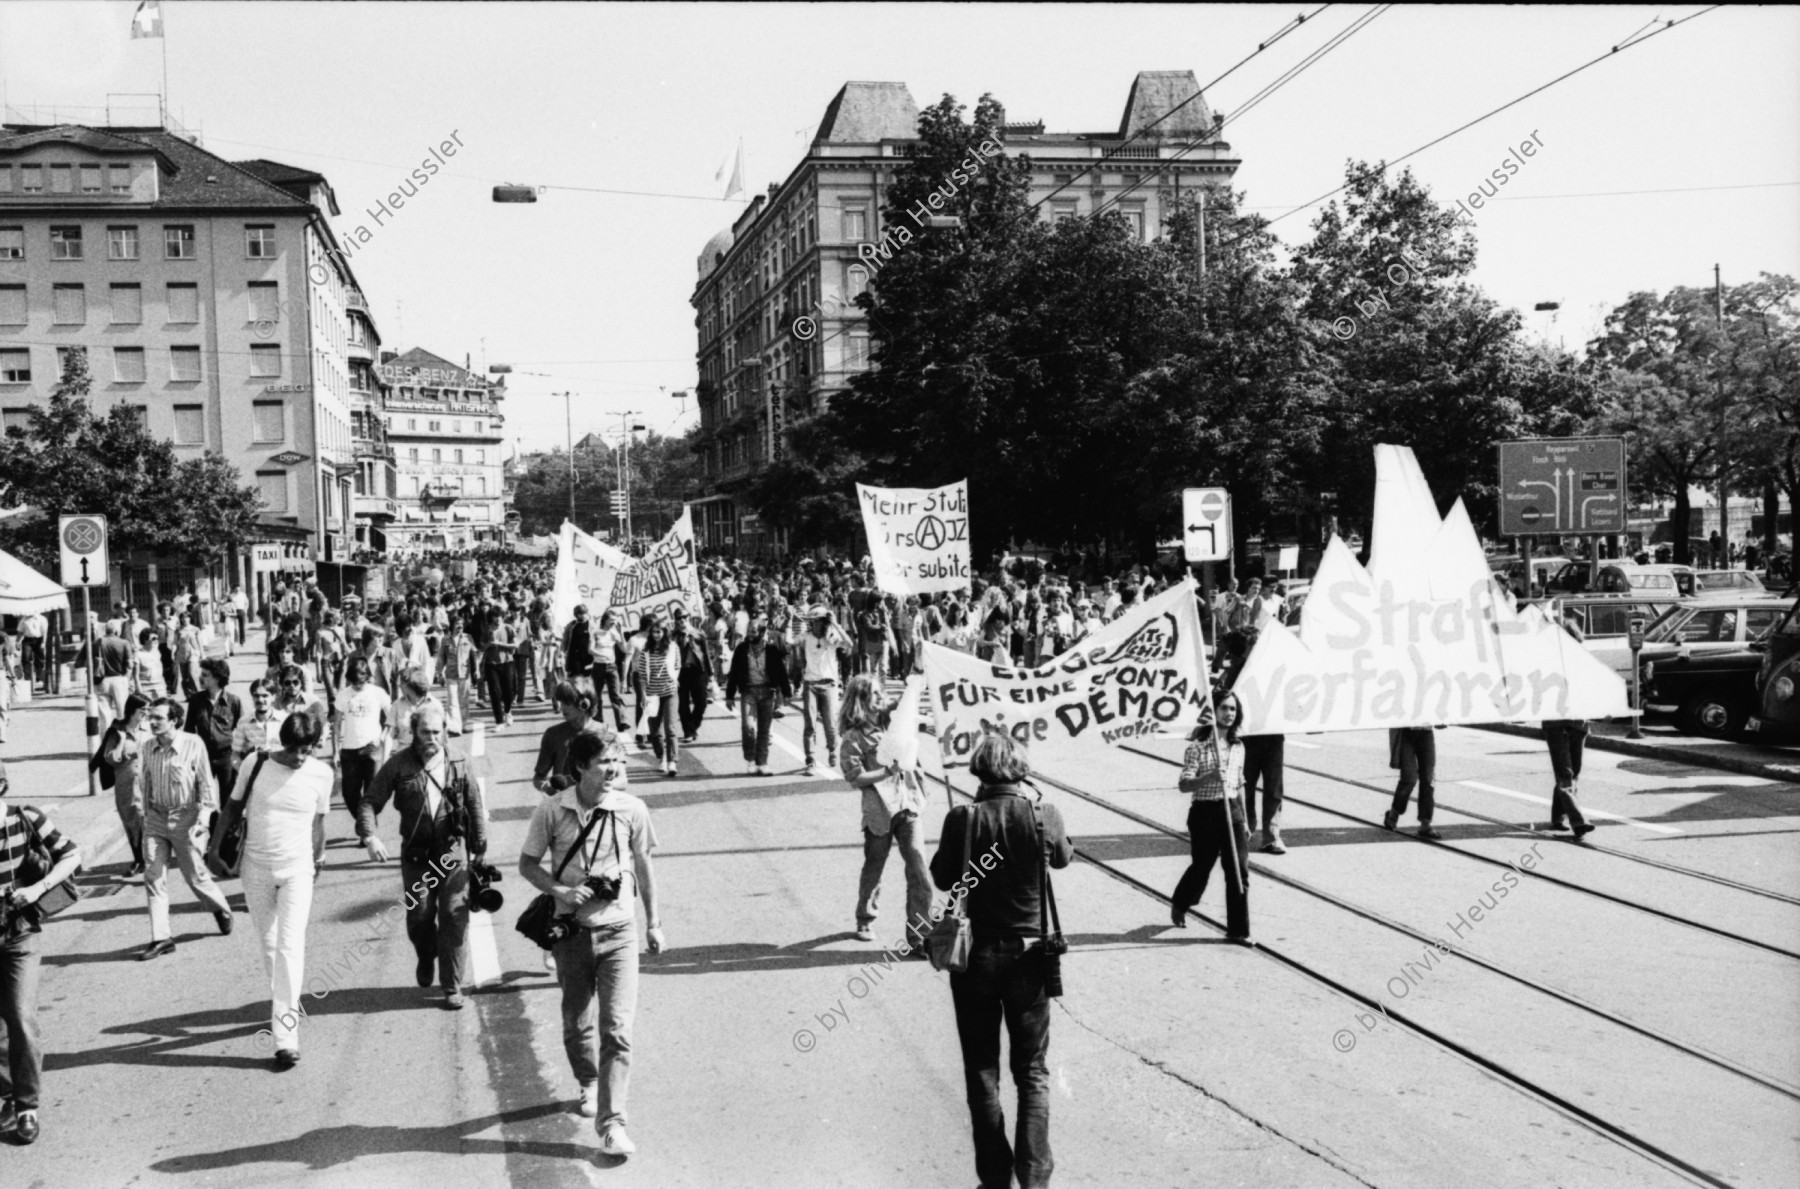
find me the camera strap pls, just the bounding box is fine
[576,807,619,879]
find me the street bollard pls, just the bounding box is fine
[85,693,101,796]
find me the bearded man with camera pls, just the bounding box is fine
[359,702,489,1010]
[518,727,663,1158]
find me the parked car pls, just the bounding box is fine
[1548,592,1688,677]
[1693,569,1766,597]
[1642,647,1762,738]
[1754,597,1800,735]
[1501,555,1570,597]
[1638,595,1789,658]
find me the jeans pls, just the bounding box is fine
[594,665,627,733]
[858,642,888,678]
[1171,798,1250,937]
[514,648,536,701]
[340,746,380,841]
[738,687,777,765]
[950,935,1053,1189]
[801,680,840,767]
[0,931,42,1112]
[1389,729,1436,825]
[646,692,678,764]
[114,779,144,868]
[240,859,316,1051]
[554,921,639,1128]
[677,667,710,737]
[1544,720,1589,828]
[1243,735,1286,837]
[856,811,934,937]
[144,824,232,941]
[401,854,469,991]
[20,638,43,689]
[487,663,515,724]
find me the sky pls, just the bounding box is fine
[2,2,1796,455]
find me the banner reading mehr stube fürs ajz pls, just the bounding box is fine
[857,480,970,595]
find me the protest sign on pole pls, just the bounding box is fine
[857,481,971,594]
[553,511,705,629]
[922,577,1210,769]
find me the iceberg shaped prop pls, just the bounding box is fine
[1234,445,1631,733]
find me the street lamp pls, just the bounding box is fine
[492,184,538,203]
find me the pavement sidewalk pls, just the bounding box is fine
[1476,717,1800,783]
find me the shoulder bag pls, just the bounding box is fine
[206,754,268,880]
[1032,800,1067,999]
[926,804,975,972]
[516,807,607,950]
[10,806,83,923]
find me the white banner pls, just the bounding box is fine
[857,480,971,594]
[923,577,1210,768]
[1233,446,1631,733]
[553,513,705,630]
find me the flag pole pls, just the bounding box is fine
[160,4,170,127]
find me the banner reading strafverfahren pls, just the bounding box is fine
[922,577,1210,769]
[857,480,971,595]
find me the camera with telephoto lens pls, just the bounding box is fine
[469,861,504,914]
[583,873,623,904]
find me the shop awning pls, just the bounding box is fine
[0,547,71,615]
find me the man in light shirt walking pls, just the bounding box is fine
[334,655,391,845]
[796,607,852,777]
[134,697,233,959]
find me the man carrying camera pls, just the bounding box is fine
[519,729,664,1158]
[359,702,489,1009]
[0,760,81,1145]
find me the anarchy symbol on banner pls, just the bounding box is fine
[914,515,947,551]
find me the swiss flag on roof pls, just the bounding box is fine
[131,0,163,39]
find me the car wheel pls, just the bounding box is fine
[1678,694,1749,739]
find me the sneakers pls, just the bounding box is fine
[754,765,770,777]
[597,1124,636,1156]
[1261,833,1287,855]
[854,924,875,942]
[663,760,676,776]
[577,1082,599,1118]
[214,909,234,936]
[1417,825,1443,841]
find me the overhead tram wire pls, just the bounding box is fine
[1086,3,1394,225]
[1201,3,1726,253]
[1027,3,1334,216]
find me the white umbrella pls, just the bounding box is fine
[0,547,70,615]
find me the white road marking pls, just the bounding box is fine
[1458,780,1681,834]
[470,722,486,758]
[1289,740,1321,749]
[467,909,502,986]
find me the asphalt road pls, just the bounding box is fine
[5,659,1798,1187]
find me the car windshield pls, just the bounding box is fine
[1644,606,1692,643]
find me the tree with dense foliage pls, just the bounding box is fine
[512,426,703,541]
[0,350,261,574]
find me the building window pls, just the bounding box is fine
[454,448,464,464]
[50,226,82,260]
[1051,202,1078,223]
[408,447,419,462]
[476,449,485,464]
[113,347,146,383]
[248,282,279,324]
[847,331,870,369]
[428,420,441,432]
[2,408,32,434]
[843,207,867,242]
[120,405,148,427]
[170,345,201,382]
[1121,208,1145,241]
[109,164,131,195]
[166,283,199,324]
[172,405,204,445]
[109,283,142,325]
[431,448,442,463]
[847,265,869,301]
[49,164,73,194]
[0,286,23,326]
[252,400,284,443]
[0,228,20,260]
[477,475,488,495]
[56,346,87,377]
[249,344,281,377]
[108,226,139,260]
[52,284,85,324]
[164,225,196,259]
[20,166,43,194]
[79,164,102,194]
[0,168,10,195]
[257,471,288,513]
[0,349,29,384]
[245,225,277,259]
[407,419,417,431]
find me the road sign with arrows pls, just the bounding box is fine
[1497,438,1626,536]
[1183,488,1232,562]
[59,514,109,588]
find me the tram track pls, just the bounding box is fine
[914,759,1760,1189]
[1119,743,1800,961]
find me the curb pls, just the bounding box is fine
[1473,722,1800,785]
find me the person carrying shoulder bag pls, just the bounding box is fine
[929,732,1073,1189]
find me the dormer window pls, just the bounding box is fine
[109,165,130,195]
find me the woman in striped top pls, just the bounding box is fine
[1,762,82,1144]
[1167,692,1252,943]
[630,618,681,776]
